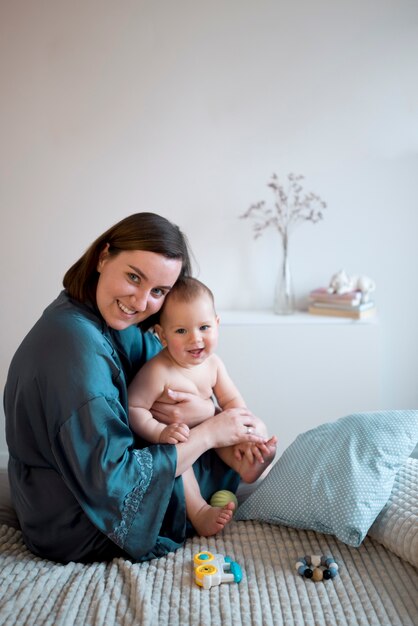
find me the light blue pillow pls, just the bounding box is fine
[236,410,418,547]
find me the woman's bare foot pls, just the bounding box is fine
[190,501,235,537]
[238,436,277,483]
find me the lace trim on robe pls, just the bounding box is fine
[109,448,153,548]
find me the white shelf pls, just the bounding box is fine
[218,309,378,326]
[216,312,380,455]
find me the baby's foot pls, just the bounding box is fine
[191,502,235,537]
[239,436,277,483]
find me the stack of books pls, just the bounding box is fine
[308,287,377,319]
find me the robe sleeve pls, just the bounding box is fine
[46,321,188,560]
[53,395,187,560]
[8,298,187,561]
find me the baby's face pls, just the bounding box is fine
[158,294,219,368]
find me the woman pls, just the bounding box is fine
[4,212,268,563]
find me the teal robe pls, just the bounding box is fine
[4,291,239,563]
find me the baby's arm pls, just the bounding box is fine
[128,359,189,444]
[212,355,247,410]
[213,355,271,464]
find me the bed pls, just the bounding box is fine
[1,411,417,626]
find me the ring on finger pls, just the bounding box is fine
[246,426,253,435]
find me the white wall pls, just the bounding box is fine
[1,0,417,465]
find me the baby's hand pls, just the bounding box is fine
[159,423,190,444]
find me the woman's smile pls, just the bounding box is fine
[117,300,138,316]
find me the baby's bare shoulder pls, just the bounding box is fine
[210,353,226,371]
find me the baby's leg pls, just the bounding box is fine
[217,436,277,483]
[183,467,235,537]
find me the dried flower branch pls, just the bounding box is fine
[240,173,327,242]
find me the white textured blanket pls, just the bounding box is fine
[1,520,417,626]
[369,458,418,569]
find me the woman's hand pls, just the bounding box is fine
[174,407,269,477]
[150,389,216,428]
[199,408,268,450]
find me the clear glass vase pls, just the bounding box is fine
[274,236,295,315]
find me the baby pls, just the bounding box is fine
[128,277,277,536]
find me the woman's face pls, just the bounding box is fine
[96,247,182,330]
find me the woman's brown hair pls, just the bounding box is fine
[63,213,192,312]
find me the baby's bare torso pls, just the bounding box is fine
[156,350,218,403]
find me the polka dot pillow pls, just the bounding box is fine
[235,410,418,547]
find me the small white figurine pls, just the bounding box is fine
[328,269,376,303]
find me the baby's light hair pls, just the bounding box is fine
[160,277,216,322]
